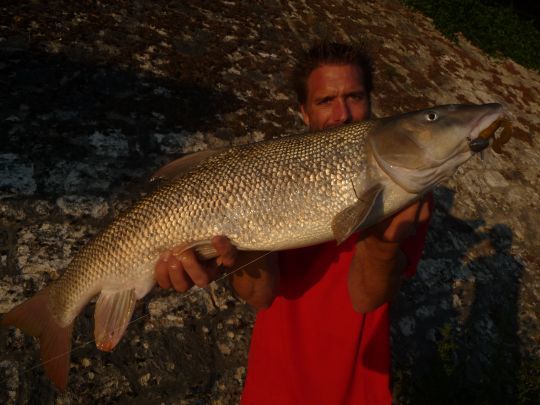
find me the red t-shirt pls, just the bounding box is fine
[241,196,433,405]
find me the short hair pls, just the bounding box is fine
[292,42,374,106]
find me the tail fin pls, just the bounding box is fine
[1,288,74,390]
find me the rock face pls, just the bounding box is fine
[1,1,538,403]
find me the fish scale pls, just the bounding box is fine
[49,121,371,327]
[2,103,511,389]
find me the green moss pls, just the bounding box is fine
[436,323,457,376]
[403,0,540,71]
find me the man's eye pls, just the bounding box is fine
[350,93,365,101]
[316,98,332,105]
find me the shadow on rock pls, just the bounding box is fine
[1,45,241,197]
[392,186,526,405]
[0,40,245,404]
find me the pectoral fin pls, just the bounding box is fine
[94,288,137,352]
[332,184,384,244]
[192,243,219,260]
[170,240,220,261]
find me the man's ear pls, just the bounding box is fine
[300,104,310,127]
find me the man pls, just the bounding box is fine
[155,43,432,404]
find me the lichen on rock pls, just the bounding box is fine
[0,1,538,404]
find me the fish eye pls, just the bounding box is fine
[425,111,438,122]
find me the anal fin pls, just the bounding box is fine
[94,288,137,352]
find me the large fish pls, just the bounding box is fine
[2,103,511,389]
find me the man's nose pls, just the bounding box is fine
[332,99,352,125]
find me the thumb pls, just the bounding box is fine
[211,235,237,267]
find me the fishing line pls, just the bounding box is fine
[5,166,324,382]
[6,158,318,385]
[4,141,355,384]
[13,250,276,377]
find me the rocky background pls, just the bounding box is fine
[1,0,538,404]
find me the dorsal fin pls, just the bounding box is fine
[150,148,226,183]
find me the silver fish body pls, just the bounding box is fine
[51,120,376,325]
[2,103,511,389]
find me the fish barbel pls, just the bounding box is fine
[2,103,511,389]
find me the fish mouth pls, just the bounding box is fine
[470,116,513,154]
[469,137,490,152]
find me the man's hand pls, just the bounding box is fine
[154,235,279,310]
[349,195,432,313]
[154,236,237,292]
[368,196,432,244]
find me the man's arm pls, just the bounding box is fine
[348,195,432,313]
[154,236,279,310]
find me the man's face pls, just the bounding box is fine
[300,64,370,131]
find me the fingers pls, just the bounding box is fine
[154,248,217,292]
[401,200,422,224]
[370,197,431,243]
[395,197,431,236]
[155,253,172,289]
[167,255,195,292]
[392,201,423,240]
[175,249,214,288]
[212,235,237,267]
[416,197,431,224]
[154,236,237,292]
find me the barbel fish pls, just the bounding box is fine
[2,103,511,389]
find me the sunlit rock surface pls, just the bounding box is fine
[1,1,538,403]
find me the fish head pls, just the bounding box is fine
[369,103,511,193]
